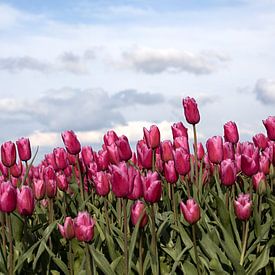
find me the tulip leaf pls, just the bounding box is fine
[181,261,198,275]
[89,245,113,274]
[110,256,123,272]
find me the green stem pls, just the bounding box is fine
[192,124,199,187]
[139,230,144,275]
[6,214,13,275]
[257,195,262,254]
[85,243,92,275]
[118,198,122,230]
[192,224,201,275]
[123,198,129,275]
[104,198,110,235]
[171,184,178,225]
[240,220,249,266]
[152,149,156,172]
[76,157,85,203]
[0,213,7,263]
[69,240,74,275]
[150,203,159,274]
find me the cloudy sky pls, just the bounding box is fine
[0,0,275,158]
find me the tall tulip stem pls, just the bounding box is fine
[192,224,201,275]
[76,157,85,203]
[171,184,178,225]
[0,213,7,262]
[104,198,110,235]
[192,124,199,187]
[150,203,159,274]
[6,214,13,275]
[85,243,92,275]
[240,220,249,266]
[123,198,129,275]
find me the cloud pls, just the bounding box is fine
[121,47,229,75]
[254,79,275,104]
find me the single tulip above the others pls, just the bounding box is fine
[16,137,31,162]
[234,193,252,221]
[263,116,275,141]
[1,141,16,168]
[61,130,81,155]
[182,97,200,125]
[58,217,75,240]
[224,121,239,144]
[131,200,148,228]
[74,211,95,243]
[180,198,201,225]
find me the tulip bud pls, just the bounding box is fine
[143,125,160,149]
[173,136,190,153]
[171,122,188,139]
[206,136,223,164]
[0,181,17,213]
[173,148,191,176]
[253,133,268,150]
[61,130,81,155]
[223,142,234,160]
[93,171,110,197]
[95,149,109,171]
[10,161,23,178]
[56,173,69,192]
[142,171,162,203]
[45,153,58,171]
[17,186,35,216]
[241,144,259,176]
[58,217,75,240]
[103,130,119,146]
[1,141,16,168]
[53,148,68,170]
[223,121,239,144]
[74,211,95,242]
[252,172,266,194]
[131,200,148,228]
[155,152,163,173]
[197,142,205,161]
[182,97,200,125]
[33,179,46,200]
[180,198,200,224]
[263,116,275,141]
[136,140,153,169]
[127,170,143,200]
[116,135,132,161]
[81,146,94,167]
[160,140,173,162]
[234,193,252,221]
[46,179,57,198]
[164,160,178,184]
[220,159,236,186]
[16,137,31,162]
[107,143,120,165]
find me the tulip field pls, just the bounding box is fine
[0,97,275,274]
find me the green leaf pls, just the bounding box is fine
[110,256,123,272]
[181,261,198,275]
[89,245,113,274]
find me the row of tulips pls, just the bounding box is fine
[0,97,275,274]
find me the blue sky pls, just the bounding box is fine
[0,0,275,157]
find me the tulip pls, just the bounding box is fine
[155,152,163,173]
[45,153,58,171]
[1,141,16,168]
[56,173,69,192]
[206,136,223,164]
[259,154,270,175]
[182,97,200,125]
[46,179,57,198]
[58,217,75,240]
[81,146,94,167]
[220,159,236,186]
[223,142,234,160]
[10,161,23,178]
[67,153,76,165]
[61,130,81,155]
[263,116,275,141]
[0,181,17,213]
[111,162,132,198]
[0,162,8,178]
[33,179,46,200]
[180,198,200,224]
[74,211,95,242]
[253,133,268,150]
[160,140,173,162]
[173,136,190,153]
[241,144,259,176]
[164,160,178,184]
[143,125,160,149]
[142,171,162,203]
[53,148,68,170]
[136,140,153,169]
[87,162,98,179]
[103,130,119,146]
[93,171,110,197]
[252,172,266,194]
[171,122,188,139]
[95,149,109,171]
[17,186,35,216]
[131,200,148,228]
[16,137,31,162]
[223,121,239,144]
[106,143,120,165]
[116,135,132,161]
[173,148,191,176]
[128,167,143,200]
[234,193,252,221]
[197,142,205,161]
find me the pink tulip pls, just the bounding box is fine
[10,161,23,178]
[220,159,236,186]
[197,142,205,161]
[74,211,95,242]
[1,141,16,168]
[0,181,17,213]
[128,168,143,200]
[131,200,148,228]
[234,194,252,221]
[45,153,58,171]
[182,97,200,125]
[17,186,35,216]
[180,198,200,224]
[93,171,110,197]
[164,160,178,184]
[143,125,160,149]
[171,122,188,139]
[173,148,191,176]
[173,136,190,153]
[106,143,120,165]
[61,130,81,155]
[223,142,234,160]
[16,137,31,161]
[33,179,46,200]
[252,172,266,194]
[160,140,173,162]
[223,121,239,144]
[241,144,259,176]
[142,171,162,203]
[206,136,223,164]
[263,116,275,141]
[58,217,75,240]
[56,173,69,192]
[53,148,68,170]
[103,130,119,146]
[253,133,268,150]
[136,140,153,169]
[81,146,94,167]
[95,149,109,171]
[116,135,132,161]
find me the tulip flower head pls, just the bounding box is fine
[263,116,275,141]
[16,137,31,162]
[74,211,95,242]
[142,171,162,203]
[58,217,75,240]
[131,200,148,228]
[182,97,200,125]
[234,193,252,221]
[206,136,223,164]
[143,125,160,149]
[220,159,236,186]
[61,130,81,155]
[252,172,266,194]
[180,198,200,224]
[1,141,16,168]
[17,186,35,216]
[0,181,17,213]
[224,121,239,144]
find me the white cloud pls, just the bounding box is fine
[254,78,275,104]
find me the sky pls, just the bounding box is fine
[0,0,275,159]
